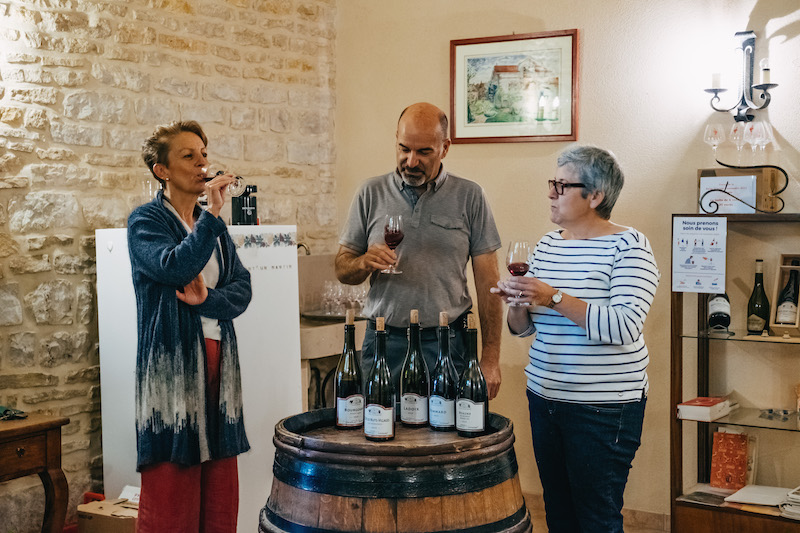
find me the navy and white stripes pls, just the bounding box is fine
[519,228,660,403]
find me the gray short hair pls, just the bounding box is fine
[557,145,624,219]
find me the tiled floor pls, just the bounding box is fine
[526,501,668,532]
[529,512,666,532]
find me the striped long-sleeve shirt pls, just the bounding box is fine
[517,228,660,403]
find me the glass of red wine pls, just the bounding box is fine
[381,214,404,274]
[506,241,531,306]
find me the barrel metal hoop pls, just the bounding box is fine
[261,505,530,533]
[272,446,518,498]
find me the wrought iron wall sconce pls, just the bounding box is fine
[704,31,778,122]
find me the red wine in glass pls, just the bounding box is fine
[506,241,531,306]
[384,228,404,250]
[382,214,403,274]
[507,262,529,276]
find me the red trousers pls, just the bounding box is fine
[137,339,239,533]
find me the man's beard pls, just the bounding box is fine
[400,167,428,187]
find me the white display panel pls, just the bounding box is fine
[96,225,302,532]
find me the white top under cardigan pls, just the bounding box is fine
[164,198,222,341]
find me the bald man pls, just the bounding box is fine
[336,102,503,401]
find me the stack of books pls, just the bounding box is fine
[781,486,800,520]
[677,396,737,422]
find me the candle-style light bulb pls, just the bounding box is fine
[759,58,770,85]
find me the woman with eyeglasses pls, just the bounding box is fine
[491,145,660,532]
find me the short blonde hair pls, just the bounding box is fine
[141,120,207,187]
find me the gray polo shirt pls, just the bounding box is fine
[339,168,501,328]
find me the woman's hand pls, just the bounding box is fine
[491,276,557,308]
[176,274,208,305]
[204,171,238,218]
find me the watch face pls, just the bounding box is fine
[553,291,562,304]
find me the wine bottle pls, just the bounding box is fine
[707,293,731,330]
[364,317,395,441]
[335,309,363,430]
[456,314,488,437]
[776,259,800,325]
[429,312,458,431]
[747,259,770,335]
[400,309,429,427]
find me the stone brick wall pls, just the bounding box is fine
[0,1,337,530]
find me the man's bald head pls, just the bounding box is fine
[398,103,449,141]
[395,103,451,187]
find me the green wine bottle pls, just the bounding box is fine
[747,259,770,335]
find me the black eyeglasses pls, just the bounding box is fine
[548,179,587,195]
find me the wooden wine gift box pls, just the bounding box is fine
[769,253,800,337]
[697,167,781,213]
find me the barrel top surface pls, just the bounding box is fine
[275,409,514,457]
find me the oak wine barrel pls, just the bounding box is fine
[259,408,531,533]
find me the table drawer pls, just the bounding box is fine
[0,434,47,478]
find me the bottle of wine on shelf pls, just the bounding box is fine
[707,293,731,331]
[456,314,488,438]
[364,317,395,441]
[429,312,458,432]
[776,259,800,325]
[335,309,363,430]
[747,259,770,335]
[400,309,429,427]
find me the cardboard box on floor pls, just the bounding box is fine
[77,498,138,533]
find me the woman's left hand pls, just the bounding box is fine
[176,274,208,305]
[492,276,557,308]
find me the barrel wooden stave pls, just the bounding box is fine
[260,409,532,533]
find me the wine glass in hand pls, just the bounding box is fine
[381,215,404,274]
[506,241,531,306]
[203,163,247,197]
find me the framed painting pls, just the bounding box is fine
[450,29,579,144]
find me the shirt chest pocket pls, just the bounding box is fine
[429,215,468,252]
[430,215,465,231]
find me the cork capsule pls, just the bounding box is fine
[467,314,476,330]
[345,308,355,325]
[439,311,448,327]
[410,309,419,324]
[376,317,385,331]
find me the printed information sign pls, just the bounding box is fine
[672,217,727,293]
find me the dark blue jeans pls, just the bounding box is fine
[360,323,467,391]
[527,389,646,533]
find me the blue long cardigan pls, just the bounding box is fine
[128,192,252,470]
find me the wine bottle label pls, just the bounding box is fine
[708,297,730,317]
[336,394,364,427]
[776,302,798,324]
[747,314,767,332]
[364,404,394,438]
[429,395,455,427]
[401,393,428,424]
[456,398,485,431]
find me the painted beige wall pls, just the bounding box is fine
[335,0,800,515]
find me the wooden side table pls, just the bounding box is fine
[0,414,70,533]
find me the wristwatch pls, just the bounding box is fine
[547,289,563,309]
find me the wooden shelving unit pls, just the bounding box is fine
[670,213,800,533]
